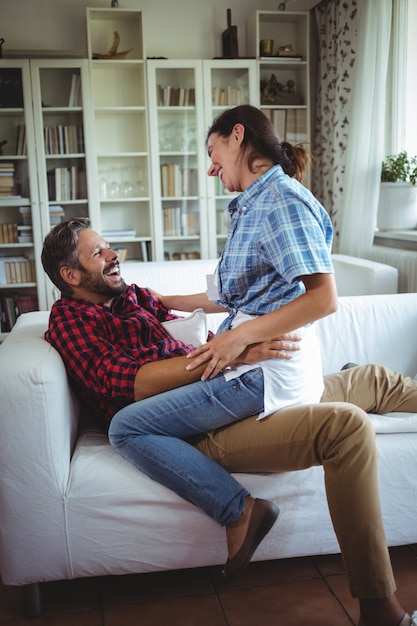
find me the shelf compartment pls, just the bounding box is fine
[87,8,144,61]
[90,63,146,107]
[94,110,147,154]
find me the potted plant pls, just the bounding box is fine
[377,151,417,230]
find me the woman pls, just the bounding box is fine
[109,104,337,582]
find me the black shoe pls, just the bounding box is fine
[222,499,279,583]
[340,362,359,370]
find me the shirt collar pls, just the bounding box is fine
[227,164,283,215]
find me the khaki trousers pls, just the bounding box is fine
[193,364,417,599]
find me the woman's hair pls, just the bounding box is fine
[206,104,309,182]
[41,217,90,296]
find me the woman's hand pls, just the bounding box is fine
[186,330,301,381]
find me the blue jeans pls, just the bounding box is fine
[108,367,264,525]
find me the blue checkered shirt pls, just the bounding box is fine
[215,164,334,332]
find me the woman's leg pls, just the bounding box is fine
[194,401,396,600]
[109,368,265,525]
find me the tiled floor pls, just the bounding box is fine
[1,545,417,625]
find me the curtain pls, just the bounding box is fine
[338,0,392,256]
[311,0,359,251]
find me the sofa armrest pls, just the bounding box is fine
[331,254,398,296]
[0,312,79,583]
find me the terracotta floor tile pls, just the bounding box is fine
[324,571,358,625]
[389,545,417,565]
[311,553,346,577]
[100,567,213,607]
[209,556,319,592]
[103,594,227,626]
[392,562,417,615]
[41,578,101,615]
[0,582,24,621]
[218,578,353,626]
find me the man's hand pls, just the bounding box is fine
[186,331,302,380]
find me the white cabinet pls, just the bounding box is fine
[247,10,311,184]
[0,58,98,326]
[147,59,258,261]
[86,8,152,263]
[0,60,44,336]
[29,59,97,241]
[147,60,207,261]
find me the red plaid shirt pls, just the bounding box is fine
[45,284,191,431]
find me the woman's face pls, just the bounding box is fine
[207,129,243,192]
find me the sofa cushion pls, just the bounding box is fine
[162,308,208,347]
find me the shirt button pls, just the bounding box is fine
[242,206,247,213]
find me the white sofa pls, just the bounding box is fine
[2,256,416,619]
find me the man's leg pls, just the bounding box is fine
[194,401,395,599]
[321,363,417,412]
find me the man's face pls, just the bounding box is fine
[73,229,127,303]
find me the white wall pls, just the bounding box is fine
[0,0,318,60]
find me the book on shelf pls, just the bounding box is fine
[163,207,199,236]
[0,293,38,333]
[157,85,195,106]
[263,108,308,144]
[68,73,81,107]
[101,229,137,239]
[44,125,84,155]
[211,86,243,107]
[15,125,27,156]
[17,225,33,243]
[47,164,87,201]
[0,223,19,244]
[0,162,16,196]
[160,164,198,197]
[0,256,32,285]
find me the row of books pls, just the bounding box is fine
[160,164,198,197]
[163,207,199,237]
[211,86,246,107]
[0,256,36,285]
[47,165,87,202]
[163,250,201,261]
[157,85,196,107]
[44,125,84,155]
[0,294,38,333]
[0,162,16,196]
[263,108,308,144]
[0,223,18,244]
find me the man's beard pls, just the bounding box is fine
[78,262,127,299]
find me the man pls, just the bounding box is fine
[41,218,416,626]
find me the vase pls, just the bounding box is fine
[376,182,417,231]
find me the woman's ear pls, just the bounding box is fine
[233,123,245,145]
[60,265,81,287]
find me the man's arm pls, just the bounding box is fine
[134,336,301,400]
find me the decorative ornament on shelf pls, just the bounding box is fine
[222,8,239,59]
[261,74,301,105]
[277,43,298,57]
[92,31,132,60]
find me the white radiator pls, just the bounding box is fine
[369,246,417,293]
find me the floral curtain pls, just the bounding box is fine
[311,0,359,251]
[338,0,392,256]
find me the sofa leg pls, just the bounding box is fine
[22,583,43,618]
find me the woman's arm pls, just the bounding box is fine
[185,273,338,380]
[148,289,227,314]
